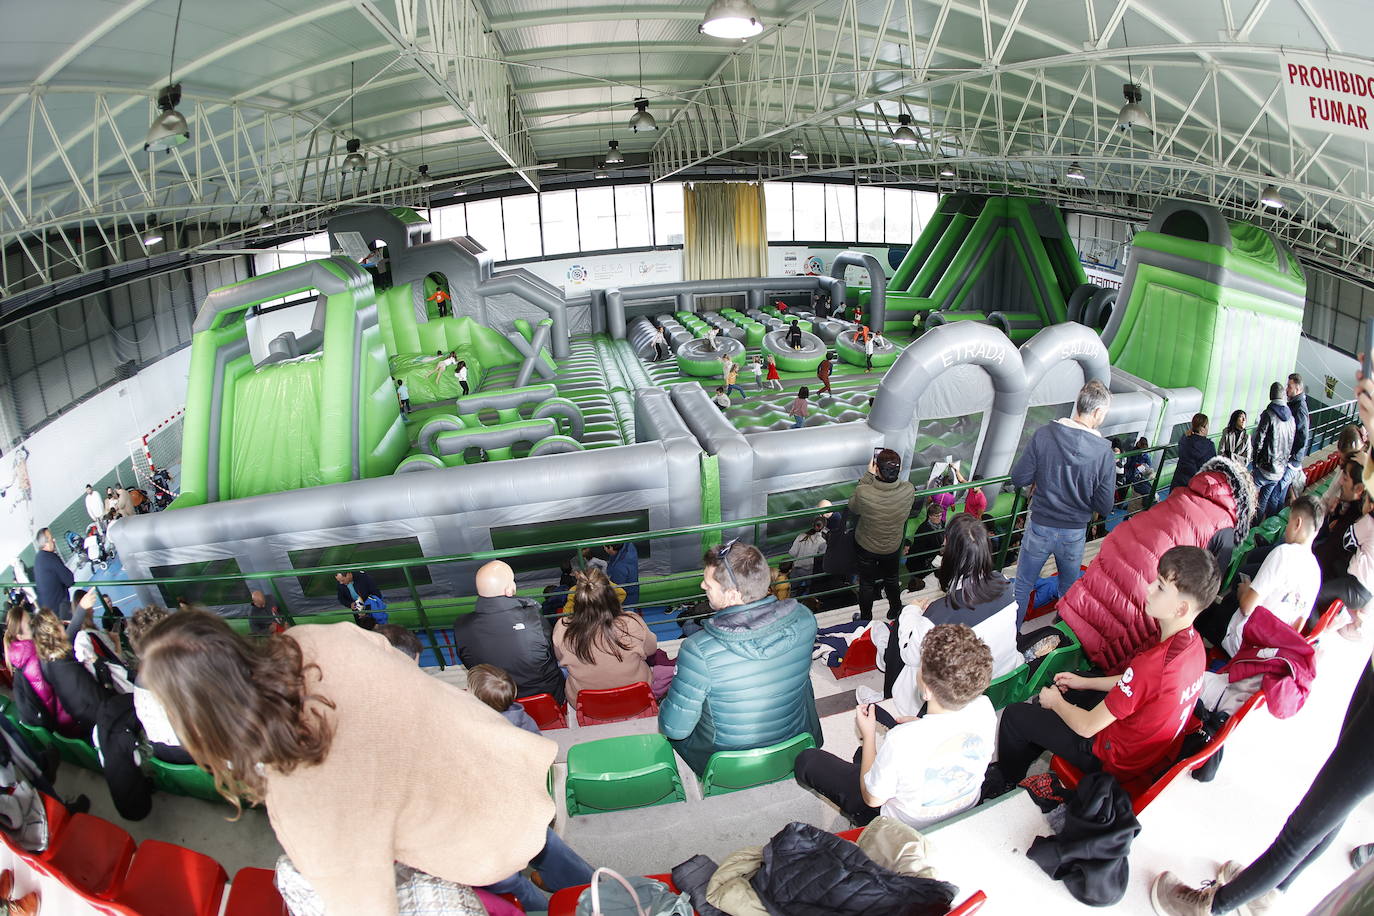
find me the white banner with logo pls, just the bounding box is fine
[1281,52,1374,142]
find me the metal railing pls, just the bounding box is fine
[3,400,1357,670]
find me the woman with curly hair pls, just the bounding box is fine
[31,608,108,741]
[138,610,561,916]
[552,567,670,702]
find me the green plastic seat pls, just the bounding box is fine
[1023,621,1086,700]
[50,732,101,772]
[15,721,54,753]
[983,665,1029,710]
[150,758,227,804]
[565,734,685,816]
[701,733,816,797]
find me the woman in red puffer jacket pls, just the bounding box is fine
[1058,457,1257,673]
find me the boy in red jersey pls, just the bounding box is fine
[987,545,1216,791]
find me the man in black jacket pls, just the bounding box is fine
[335,570,383,628]
[1252,382,1296,519]
[455,560,565,704]
[32,528,74,621]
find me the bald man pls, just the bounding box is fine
[454,561,565,703]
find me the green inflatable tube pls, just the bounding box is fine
[762,329,825,372]
[834,331,899,368]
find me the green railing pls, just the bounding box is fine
[2,400,1357,670]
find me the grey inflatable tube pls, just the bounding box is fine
[1019,323,1111,392]
[532,397,586,441]
[829,251,887,330]
[432,418,560,457]
[479,271,571,360]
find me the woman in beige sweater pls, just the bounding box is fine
[139,610,559,915]
[553,568,664,702]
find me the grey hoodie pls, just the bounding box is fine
[1011,419,1115,528]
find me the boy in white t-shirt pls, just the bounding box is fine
[1195,494,1324,657]
[794,623,995,827]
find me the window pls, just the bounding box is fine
[792,183,824,240]
[289,538,432,599]
[857,186,885,243]
[653,182,684,245]
[464,198,505,261]
[615,185,653,248]
[577,187,616,251]
[148,557,249,607]
[765,182,794,241]
[502,195,542,260]
[431,202,467,240]
[914,191,940,235]
[540,190,580,255]
[490,511,651,576]
[884,188,913,244]
[824,184,856,243]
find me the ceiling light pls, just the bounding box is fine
[418,164,432,184]
[1066,162,1087,182]
[594,166,610,179]
[257,206,274,229]
[1116,83,1152,132]
[142,218,163,246]
[938,164,956,178]
[629,98,657,132]
[891,113,918,145]
[144,84,190,152]
[605,140,624,164]
[789,144,807,161]
[454,186,467,196]
[700,0,763,39]
[342,138,368,173]
[1259,183,1285,209]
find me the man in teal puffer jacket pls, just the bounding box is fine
[659,542,822,775]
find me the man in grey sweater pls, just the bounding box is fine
[849,448,916,621]
[1010,381,1116,623]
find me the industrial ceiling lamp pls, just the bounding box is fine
[789,142,807,161]
[142,217,164,246]
[144,0,190,152]
[1115,20,1152,132]
[257,206,274,228]
[417,110,433,183]
[891,113,918,145]
[1258,183,1285,208]
[1066,162,1087,181]
[594,165,610,179]
[700,0,763,39]
[628,22,658,131]
[605,139,625,164]
[342,63,368,172]
[938,163,956,178]
[418,164,432,184]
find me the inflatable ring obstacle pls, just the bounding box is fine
[762,329,825,372]
[675,337,746,377]
[835,330,898,368]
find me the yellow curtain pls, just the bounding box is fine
[682,182,768,282]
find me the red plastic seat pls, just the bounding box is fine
[43,813,135,898]
[831,630,878,679]
[1050,690,1267,814]
[575,682,658,726]
[108,839,227,916]
[1305,599,1345,644]
[948,890,989,915]
[224,867,287,916]
[548,874,679,916]
[517,693,569,730]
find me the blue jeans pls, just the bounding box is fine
[1012,519,1086,626]
[726,384,747,399]
[791,415,805,428]
[1253,468,1288,519]
[483,828,593,911]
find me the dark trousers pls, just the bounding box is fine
[855,544,902,622]
[1213,661,1374,912]
[794,747,880,826]
[994,691,1106,784]
[1194,593,1241,652]
[458,379,470,396]
[1314,574,1371,626]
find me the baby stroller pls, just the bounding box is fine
[149,467,176,510]
[76,524,114,571]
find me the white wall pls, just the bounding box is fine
[766,244,891,285]
[514,249,683,294]
[0,346,194,566]
[1297,334,1361,403]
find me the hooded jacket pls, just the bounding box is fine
[850,471,916,555]
[1288,394,1310,463]
[454,594,565,704]
[1252,400,1295,479]
[1059,469,1240,673]
[1224,606,1316,719]
[1011,419,1115,529]
[1173,432,1217,491]
[658,596,820,775]
[6,639,74,733]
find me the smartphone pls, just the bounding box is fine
[873,447,883,459]
[1364,318,1374,381]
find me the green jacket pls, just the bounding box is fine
[850,471,916,555]
[658,597,820,775]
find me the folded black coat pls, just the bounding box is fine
[1026,771,1142,907]
[670,854,729,916]
[750,821,956,916]
[95,692,153,821]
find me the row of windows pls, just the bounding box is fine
[254,181,942,275]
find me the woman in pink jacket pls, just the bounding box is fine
[4,603,74,733]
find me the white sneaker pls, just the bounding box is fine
[1217,860,1279,916]
[854,685,883,705]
